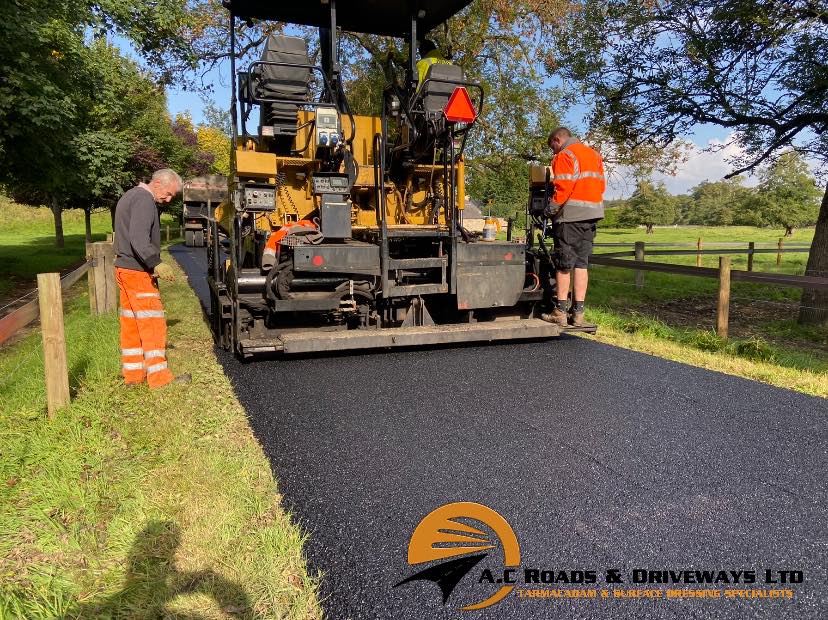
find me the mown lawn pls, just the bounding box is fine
[0,255,321,619]
[582,226,827,396]
[0,196,180,300]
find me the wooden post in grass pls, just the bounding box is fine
[89,242,117,315]
[37,273,69,417]
[696,237,702,267]
[165,225,170,242]
[747,241,755,272]
[86,242,96,314]
[777,237,783,267]
[717,256,731,340]
[634,241,645,289]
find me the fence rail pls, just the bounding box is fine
[589,240,828,339]
[593,242,811,248]
[590,255,828,291]
[0,260,92,347]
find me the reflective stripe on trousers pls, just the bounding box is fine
[116,267,173,388]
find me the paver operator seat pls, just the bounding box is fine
[257,35,312,154]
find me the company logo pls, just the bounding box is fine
[394,502,520,610]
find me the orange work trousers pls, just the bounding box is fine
[116,267,174,388]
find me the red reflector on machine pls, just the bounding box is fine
[311,255,324,266]
[504,252,513,261]
[444,87,477,123]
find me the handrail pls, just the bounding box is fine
[244,61,357,145]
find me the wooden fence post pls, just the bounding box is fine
[86,242,97,314]
[89,241,117,315]
[634,241,645,289]
[747,241,755,272]
[777,237,783,267]
[717,256,731,340]
[37,273,70,417]
[165,225,170,242]
[696,237,702,267]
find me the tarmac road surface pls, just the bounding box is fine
[172,244,827,620]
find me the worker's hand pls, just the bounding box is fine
[544,203,561,218]
[153,261,176,282]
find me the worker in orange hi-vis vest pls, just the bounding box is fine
[540,127,606,327]
[113,169,189,388]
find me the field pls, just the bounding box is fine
[583,226,826,395]
[0,196,179,302]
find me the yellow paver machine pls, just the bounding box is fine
[210,0,594,357]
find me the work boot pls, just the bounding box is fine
[569,311,585,327]
[540,308,569,327]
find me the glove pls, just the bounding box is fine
[544,203,561,218]
[153,261,176,282]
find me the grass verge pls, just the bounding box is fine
[0,253,321,619]
[582,307,827,398]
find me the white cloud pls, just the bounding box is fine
[605,133,756,199]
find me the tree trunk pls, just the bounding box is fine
[50,196,64,248]
[110,204,116,230]
[84,207,92,244]
[646,224,654,234]
[785,226,793,237]
[798,183,828,325]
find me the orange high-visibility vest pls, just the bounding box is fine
[550,140,606,222]
[261,220,318,271]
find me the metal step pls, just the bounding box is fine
[385,283,449,297]
[278,319,561,354]
[388,257,447,270]
[560,323,598,334]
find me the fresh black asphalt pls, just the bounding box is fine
[171,244,827,620]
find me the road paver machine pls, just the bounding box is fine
[210,0,588,356]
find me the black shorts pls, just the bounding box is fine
[552,220,598,270]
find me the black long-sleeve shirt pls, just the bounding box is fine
[114,185,161,272]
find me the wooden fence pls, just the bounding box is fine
[589,241,825,340]
[0,227,183,416]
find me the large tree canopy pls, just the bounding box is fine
[552,0,828,323]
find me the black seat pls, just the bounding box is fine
[257,35,311,138]
[422,63,464,116]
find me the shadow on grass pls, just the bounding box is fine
[68,355,91,398]
[68,520,250,619]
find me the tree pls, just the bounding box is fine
[752,151,822,236]
[553,0,828,323]
[197,126,231,176]
[619,181,677,233]
[685,177,753,226]
[0,0,191,245]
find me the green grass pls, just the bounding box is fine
[593,225,815,246]
[0,195,180,299]
[0,257,321,619]
[580,226,827,396]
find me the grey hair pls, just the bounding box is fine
[151,168,183,190]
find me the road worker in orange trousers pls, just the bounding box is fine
[541,127,606,327]
[114,169,188,388]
